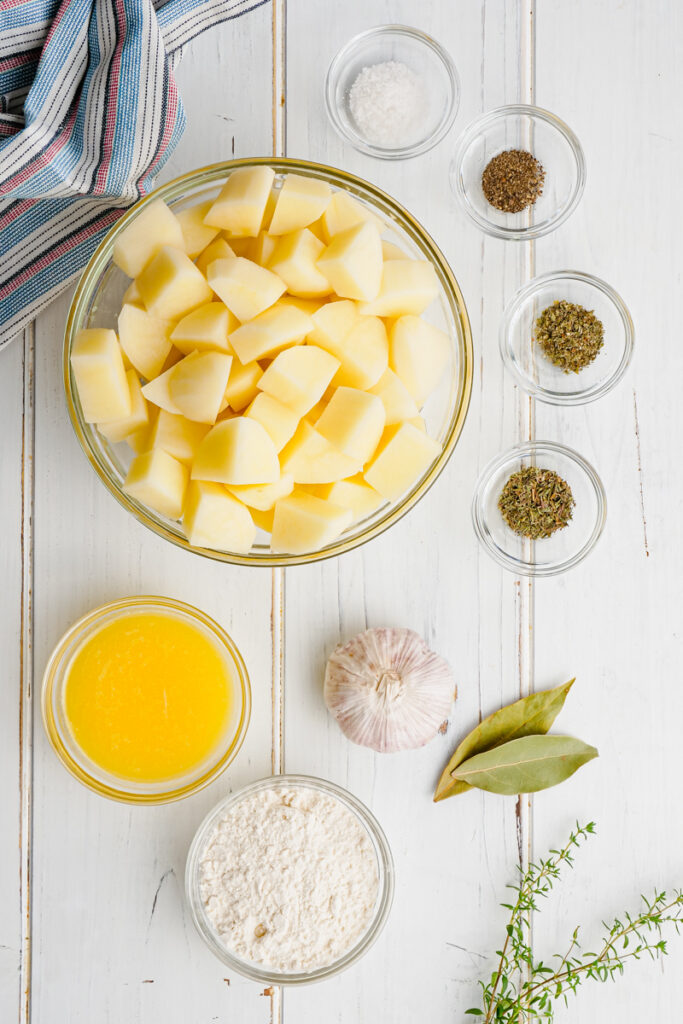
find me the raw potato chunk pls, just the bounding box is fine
[123,448,188,518]
[126,425,151,454]
[307,299,358,352]
[280,421,361,483]
[149,409,210,463]
[271,491,352,554]
[195,237,235,276]
[390,315,451,405]
[70,328,131,423]
[223,358,263,412]
[229,304,313,363]
[207,257,286,322]
[251,506,275,533]
[168,351,233,423]
[170,302,237,355]
[118,303,174,379]
[122,279,143,305]
[258,345,340,417]
[137,246,213,320]
[357,260,439,317]
[203,166,275,237]
[244,393,299,451]
[381,240,407,261]
[316,387,386,463]
[369,368,420,424]
[249,230,277,267]
[192,418,280,485]
[364,422,441,500]
[226,237,254,257]
[183,481,256,553]
[141,363,183,415]
[228,473,294,511]
[176,200,220,257]
[98,370,149,442]
[333,316,388,390]
[278,295,327,317]
[320,191,382,243]
[317,222,383,301]
[113,199,183,277]
[268,230,332,298]
[268,174,332,235]
[308,475,382,521]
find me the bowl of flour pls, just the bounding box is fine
[185,775,394,983]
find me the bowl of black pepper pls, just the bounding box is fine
[472,441,607,577]
[450,105,585,240]
[500,270,634,405]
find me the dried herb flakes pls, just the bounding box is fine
[498,465,574,539]
[535,299,605,373]
[481,149,545,213]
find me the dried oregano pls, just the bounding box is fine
[498,466,574,539]
[535,300,605,373]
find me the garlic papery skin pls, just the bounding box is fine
[324,628,454,753]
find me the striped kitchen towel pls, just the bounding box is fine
[0,0,269,350]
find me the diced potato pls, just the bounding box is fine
[259,189,279,233]
[192,417,280,485]
[118,303,174,379]
[268,229,332,298]
[381,240,407,261]
[122,279,143,306]
[148,409,210,463]
[137,246,213,320]
[126,425,151,454]
[333,315,388,390]
[70,328,131,423]
[407,415,427,432]
[317,221,383,301]
[168,351,233,423]
[228,303,313,364]
[176,200,220,257]
[195,236,235,276]
[278,295,327,316]
[320,191,382,243]
[98,370,149,442]
[280,420,360,483]
[307,218,328,243]
[123,448,188,518]
[141,363,183,415]
[364,422,441,500]
[244,393,299,451]
[225,236,253,257]
[160,346,185,372]
[207,257,286,322]
[305,396,329,425]
[315,387,386,463]
[228,473,295,511]
[390,315,451,405]
[170,302,237,355]
[223,358,263,412]
[113,199,183,278]
[308,475,382,521]
[268,174,332,235]
[251,506,275,533]
[248,231,278,267]
[357,260,439,317]
[183,480,256,553]
[271,491,352,554]
[258,345,340,417]
[307,299,358,352]
[368,368,419,424]
[203,166,275,237]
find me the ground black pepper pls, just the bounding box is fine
[481,149,545,213]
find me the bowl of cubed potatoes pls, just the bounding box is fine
[64,159,473,565]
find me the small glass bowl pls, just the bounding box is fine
[451,105,586,239]
[41,596,251,804]
[472,441,606,577]
[500,270,634,405]
[325,25,460,159]
[186,775,394,985]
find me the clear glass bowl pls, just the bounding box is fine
[472,441,606,577]
[185,774,394,984]
[325,25,460,159]
[41,596,251,804]
[451,105,586,240]
[500,270,634,405]
[64,158,473,566]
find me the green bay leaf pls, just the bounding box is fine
[433,679,575,802]
[451,734,598,796]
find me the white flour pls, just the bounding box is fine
[348,60,427,148]
[199,784,380,972]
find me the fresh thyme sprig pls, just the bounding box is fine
[466,822,683,1023]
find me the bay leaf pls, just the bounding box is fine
[451,734,598,796]
[433,679,575,802]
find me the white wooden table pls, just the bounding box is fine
[2,1,682,1021]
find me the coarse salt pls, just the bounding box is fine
[348,60,427,149]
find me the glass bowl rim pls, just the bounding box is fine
[324,24,461,159]
[499,269,635,405]
[471,440,607,577]
[40,595,252,804]
[185,773,395,984]
[450,103,586,240]
[63,156,473,567]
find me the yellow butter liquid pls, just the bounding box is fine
[63,612,232,782]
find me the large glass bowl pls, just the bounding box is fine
[63,158,473,566]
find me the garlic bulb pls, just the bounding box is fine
[324,627,454,753]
